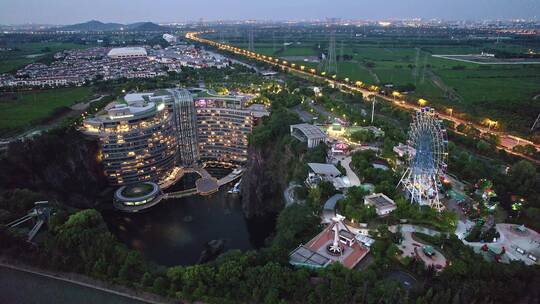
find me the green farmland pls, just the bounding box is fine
[0,87,95,135]
[219,32,540,133]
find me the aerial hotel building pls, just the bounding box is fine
[192,91,252,164]
[82,88,265,186]
[82,97,177,185]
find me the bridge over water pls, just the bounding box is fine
[162,167,243,200]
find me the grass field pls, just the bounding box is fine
[0,87,94,134]
[0,42,89,73]
[224,35,540,132]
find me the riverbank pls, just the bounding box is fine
[0,258,171,304]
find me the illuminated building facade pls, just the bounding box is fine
[82,98,176,185]
[194,94,253,164]
[196,107,252,164]
[166,89,198,165]
[82,88,265,185]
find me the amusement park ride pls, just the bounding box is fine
[398,107,449,212]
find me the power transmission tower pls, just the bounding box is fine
[272,31,276,52]
[532,113,540,131]
[323,31,337,75]
[340,40,344,61]
[413,47,420,86]
[248,30,254,51]
[421,53,428,84]
[219,31,225,43]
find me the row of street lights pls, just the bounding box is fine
[187,31,501,132]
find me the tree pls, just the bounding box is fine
[0,188,45,215]
[119,251,146,284]
[476,140,491,154]
[152,276,169,295]
[141,272,153,287]
[349,130,374,143]
[270,204,319,260]
[508,160,537,195]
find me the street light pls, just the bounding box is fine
[418,98,428,106]
[484,119,498,130]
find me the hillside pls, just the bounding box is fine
[58,20,123,31]
[58,20,165,32]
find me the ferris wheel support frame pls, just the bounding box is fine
[398,107,447,212]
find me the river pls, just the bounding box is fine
[102,176,276,266]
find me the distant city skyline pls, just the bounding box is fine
[0,0,538,25]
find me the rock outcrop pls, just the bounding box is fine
[0,129,109,208]
[241,141,295,218]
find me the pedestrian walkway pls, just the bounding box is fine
[335,155,361,187]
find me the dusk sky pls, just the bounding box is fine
[1,0,539,24]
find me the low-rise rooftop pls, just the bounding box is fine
[291,123,327,140]
[308,163,341,177]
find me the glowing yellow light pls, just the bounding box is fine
[418,98,428,106]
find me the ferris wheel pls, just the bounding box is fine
[398,107,448,212]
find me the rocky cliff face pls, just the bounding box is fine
[0,130,109,208]
[241,141,294,218]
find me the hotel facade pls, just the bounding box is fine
[82,88,266,186]
[82,98,177,185]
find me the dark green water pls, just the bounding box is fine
[102,189,276,266]
[0,267,148,304]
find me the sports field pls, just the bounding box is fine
[0,87,94,134]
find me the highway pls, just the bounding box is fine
[186,32,540,164]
